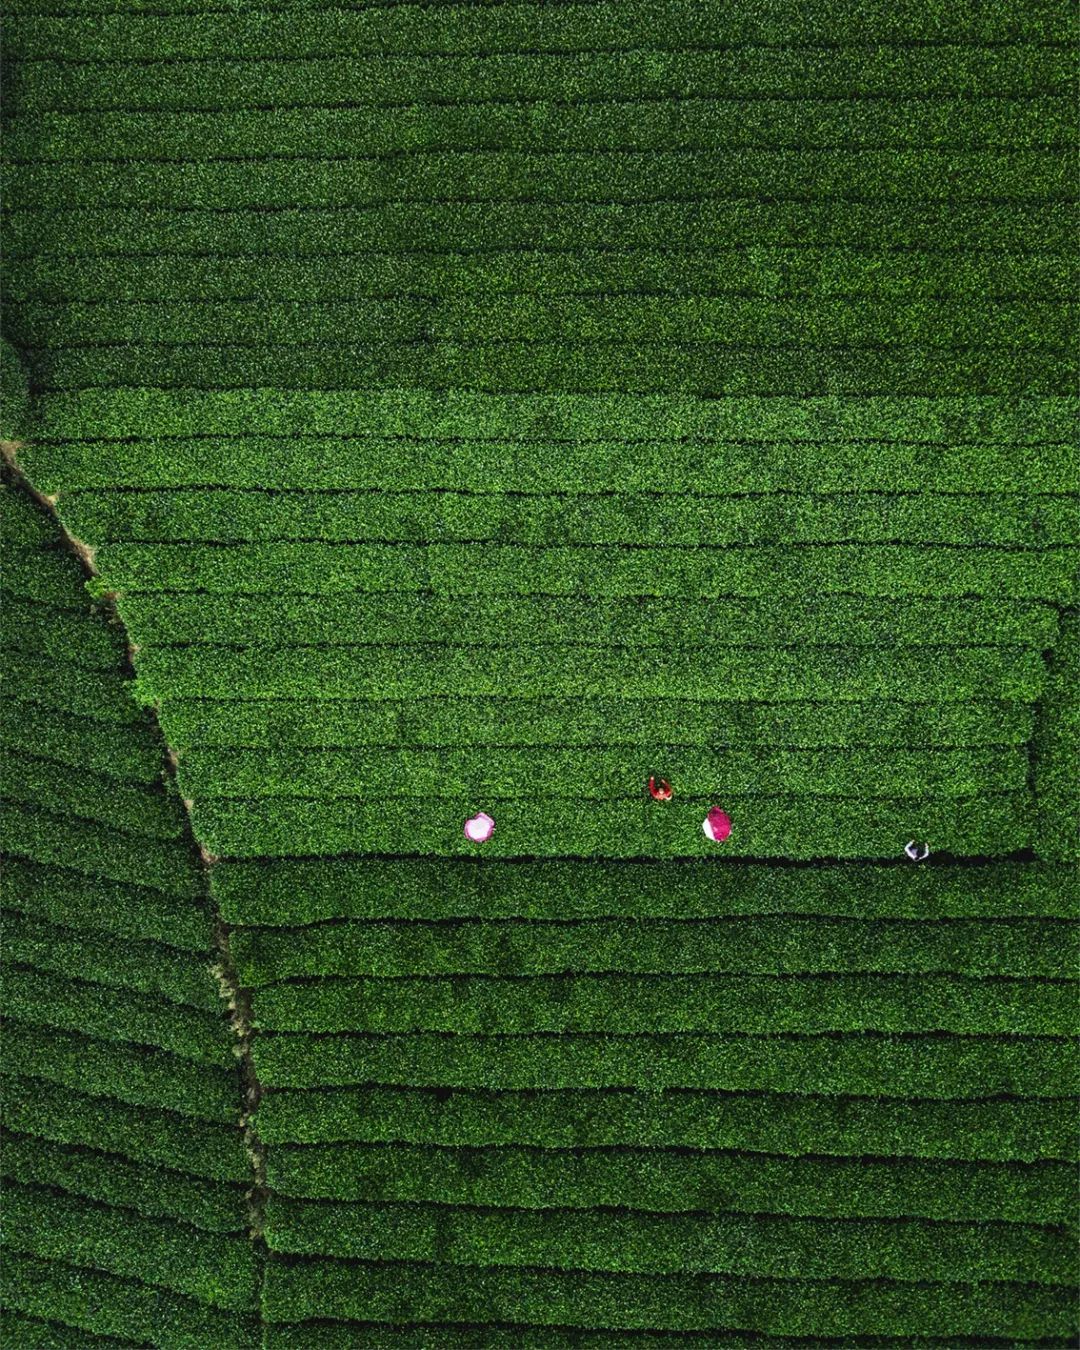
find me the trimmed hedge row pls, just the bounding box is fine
[251,970,1076,1037]
[2,858,213,949]
[1,597,129,674]
[7,47,1075,114]
[163,694,1036,753]
[3,653,141,724]
[0,700,164,781]
[0,1308,142,1349]
[212,858,1078,926]
[261,1322,1078,1350]
[10,153,1071,220]
[0,750,184,839]
[255,1084,1078,1161]
[2,908,220,1009]
[1,1253,259,1348]
[190,791,1034,860]
[8,248,1077,305]
[1,1182,259,1310]
[1,550,107,610]
[233,913,1077,983]
[11,295,1076,348]
[0,1130,248,1234]
[0,485,63,546]
[2,965,234,1066]
[9,97,1075,163]
[7,201,1075,261]
[264,1139,1075,1223]
[178,743,1031,801]
[2,802,204,894]
[0,467,250,1254]
[121,591,1063,653]
[21,341,1077,398]
[261,1256,1076,1336]
[0,1188,257,1312]
[252,1028,1077,1095]
[1,1016,241,1122]
[5,2,1073,60]
[262,1195,1076,1282]
[1,1074,249,1183]
[130,641,1054,701]
[27,388,1077,452]
[54,487,1080,548]
[24,432,1079,497]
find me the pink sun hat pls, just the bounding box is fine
[464,811,495,843]
[702,807,732,842]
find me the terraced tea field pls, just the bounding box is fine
[1,0,1077,1343]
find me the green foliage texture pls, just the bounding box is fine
[1,0,1077,1343]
